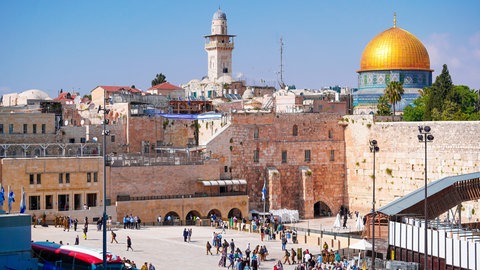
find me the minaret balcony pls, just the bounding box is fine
[205,41,234,50]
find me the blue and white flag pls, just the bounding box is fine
[0,185,5,207]
[8,186,15,213]
[20,187,26,214]
[261,182,267,201]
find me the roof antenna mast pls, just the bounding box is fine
[279,37,286,89]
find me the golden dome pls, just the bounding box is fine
[359,27,431,72]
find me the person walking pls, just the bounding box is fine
[187,228,192,242]
[206,241,213,255]
[82,224,88,240]
[281,235,287,251]
[291,248,297,264]
[183,228,188,242]
[111,230,118,243]
[283,249,291,265]
[126,236,133,251]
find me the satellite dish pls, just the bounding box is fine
[80,119,85,126]
[92,137,98,142]
[64,120,69,126]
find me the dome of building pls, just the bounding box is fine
[359,27,431,72]
[213,9,226,20]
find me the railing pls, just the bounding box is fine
[109,150,211,167]
[117,191,247,202]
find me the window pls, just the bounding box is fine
[0,124,3,134]
[253,149,259,163]
[29,196,41,210]
[328,129,333,139]
[41,124,46,134]
[45,195,53,209]
[36,174,41,184]
[33,124,37,134]
[29,174,34,185]
[93,172,98,182]
[293,125,298,136]
[74,194,82,210]
[305,150,311,162]
[58,173,63,184]
[65,173,70,184]
[87,172,91,182]
[111,135,115,143]
[9,124,13,134]
[224,166,228,173]
[58,194,70,211]
[23,124,28,134]
[282,151,288,163]
[87,193,97,207]
[80,137,86,143]
[330,150,335,161]
[253,127,259,139]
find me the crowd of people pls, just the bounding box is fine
[123,214,142,229]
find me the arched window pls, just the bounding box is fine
[293,125,298,136]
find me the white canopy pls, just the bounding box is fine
[349,239,372,250]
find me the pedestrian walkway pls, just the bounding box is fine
[31,216,363,269]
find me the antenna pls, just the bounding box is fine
[278,37,286,89]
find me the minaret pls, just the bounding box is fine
[204,9,235,81]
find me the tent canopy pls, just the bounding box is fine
[349,239,372,251]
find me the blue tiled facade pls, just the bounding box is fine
[353,70,432,108]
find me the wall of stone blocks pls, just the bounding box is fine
[220,112,347,218]
[344,115,480,221]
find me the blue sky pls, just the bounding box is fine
[1,1,479,98]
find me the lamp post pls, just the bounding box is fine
[369,139,379,270]
[418,126,434,270]
[100,92,110,269]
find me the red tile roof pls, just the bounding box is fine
[148,82,183,91]
[53,92,77,101]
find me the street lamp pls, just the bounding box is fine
[99,92,111,269]
[369,139,379,269]
[418,125,434,270]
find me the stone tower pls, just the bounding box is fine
[205,9,235,81]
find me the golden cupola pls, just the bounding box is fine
[359,20,431,72]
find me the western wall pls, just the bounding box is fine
[344,115,480,221]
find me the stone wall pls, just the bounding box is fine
[108,160,222,203]
[219,112,347,218]
[344,115,480,221]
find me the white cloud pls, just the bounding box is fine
[425,32,480,88]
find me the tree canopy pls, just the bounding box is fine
[403,64,480,121]
[151,73,167,86]
[376,95,392,116]
[384,81,405,121]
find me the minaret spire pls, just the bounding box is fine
[393,12,397,28]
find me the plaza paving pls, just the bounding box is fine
[31,216,362,269]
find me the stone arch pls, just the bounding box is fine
[164,211,180,225]
[207,209,222,219]
[186,210,202,225]
[186,210,202,220]
[227,208,242,219]
[313,201,332,218]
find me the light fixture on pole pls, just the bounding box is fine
[100,91,111,269]
[418,125,434,270]
[369,139,379,270]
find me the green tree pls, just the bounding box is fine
[384,81,405,121]
[376,95,392,116]
[151,73,167,86]
[424,64,453,120]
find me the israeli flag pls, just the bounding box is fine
[0,185,5,207]
[261,182,267,201]
[20,187,26,214]
[8,186,15,213]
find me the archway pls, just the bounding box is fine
[227,208,242,219]
[314,201,332,218]
[164,211,180,225]
[207,209,222,219]
[186,210,202,225]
